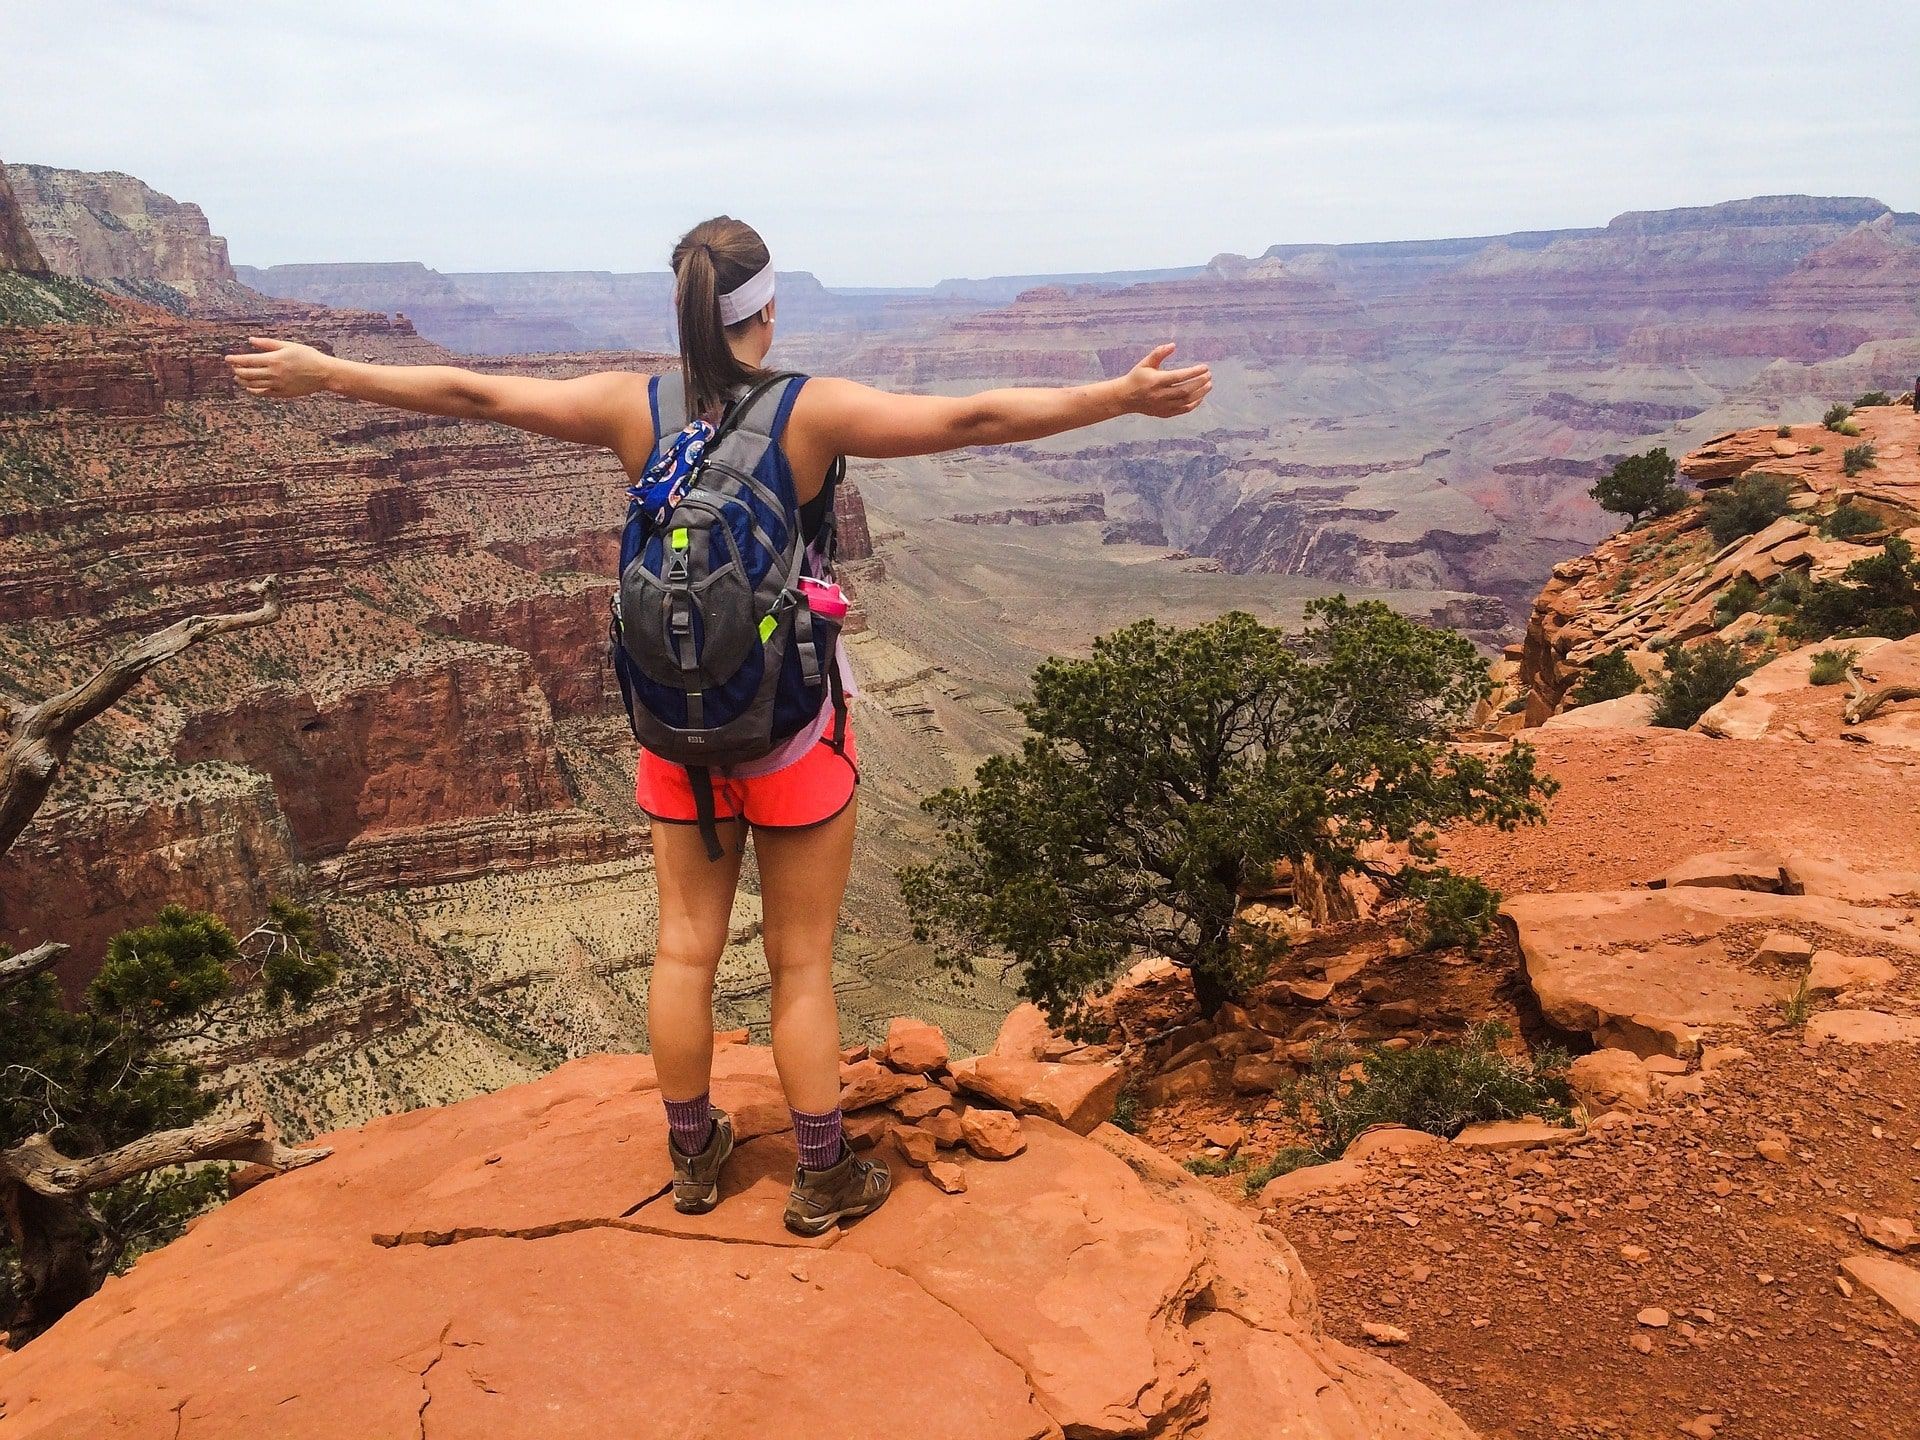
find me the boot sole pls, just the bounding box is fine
[672,1124,735,1214]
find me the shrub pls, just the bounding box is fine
[1652,640,1755,728]
[1787,537,1920,641]
[1763,570,1811,616]
[1714,575,1764,627]
[1808,647,1858,686]
[1822,502,1883,540]
[900,602,1556,1023]
[1589,448,1689,525]
[1776,424,1793,437]
[1569,648,1640,706]
[1842,442,1878,477]
[1854,390,1892,408]
[1703,474,1792,547]
[1824,402,1854,432]
[1183,1153,1246,1177]
[1302,1022,1571,1156]
[1400,868,1502,952]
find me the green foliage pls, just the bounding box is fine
[900,602,1554,1024]
[1399,867,1501,952]
[1703,474,1792,547]
[1242,1024,1571,1187]
[1779,972,1814,1027]
[1713,575,1764,627]
[1588,448,1689,524]
[1822,502,1884,540]
[1652,640,1755,728]
[1787,537,1920,641]
[1854,391,1892,408]
[1776,424,1793,438]
[254,898,341,1008]
[1808,647,1859,686]
[1569,648,1641,706]
[88,905,239,1021]
[1762,570,1811,617]
[1842,442,1877,477]
[1823,402,1855,432]
[2,901,339,1319]
[1183,1152,1248,1177]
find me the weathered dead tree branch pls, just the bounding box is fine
[0,940,67,995]
[1845,665,1920,725]
[2,1117,331,1201]
[0,578,281,854]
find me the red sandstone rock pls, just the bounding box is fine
[949,1054,1124,1134]
[0,1046,1478,1437]
[1568,1049,1653,1114]
[882,1016,950,1074]
[927,1160,968,1195]
[1452,1119,1585,1152]
[989,1002,1054,1061]
[1840,1254,1920,1330]
[1502,881,1919,1055]
[838,1059,923,1112]
[894,1124,939,1168]
[888,1086,955,1122]
[959,1107,1026,1160]
[1345,1125,1446,1162]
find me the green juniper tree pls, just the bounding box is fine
[901,601,1555,1024]
[1589,448,1689,525]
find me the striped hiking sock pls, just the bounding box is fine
[664,1092,715,1156]
[791,1106,847,1172]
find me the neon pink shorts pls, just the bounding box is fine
[636,725,859,830]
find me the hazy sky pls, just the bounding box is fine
[5,2,1917,286]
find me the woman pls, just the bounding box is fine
[226,216,1211,1234]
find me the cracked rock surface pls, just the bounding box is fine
[0,1045,1471,1438]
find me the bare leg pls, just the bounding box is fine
[647,817,747,1101]
[754,797,858,1114]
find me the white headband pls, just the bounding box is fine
[717,260,776,325]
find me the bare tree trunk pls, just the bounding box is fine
[0,579,280,854]
[1,1119,330,1335]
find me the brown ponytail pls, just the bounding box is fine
[671,216,771,421]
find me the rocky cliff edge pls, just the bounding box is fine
[0,1036,1473,1439]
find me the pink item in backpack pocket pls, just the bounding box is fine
[799,577,849,620]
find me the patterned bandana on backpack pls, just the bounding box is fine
[610,369,848,860]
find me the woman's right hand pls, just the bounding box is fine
[1114,343,1212,418]
[224,337,336,398]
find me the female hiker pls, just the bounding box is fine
[225,216,1210,1233]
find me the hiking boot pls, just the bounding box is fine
[668,1106,735,1214]
[783,1146,892,1236]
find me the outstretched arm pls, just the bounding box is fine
[797,343,1211,460]
[223,338,647,450]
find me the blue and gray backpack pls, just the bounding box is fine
[610,369,847,857]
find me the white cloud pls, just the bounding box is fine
[4,0,1915,284]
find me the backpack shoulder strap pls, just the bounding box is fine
[709,372,806,493]
[652,370,690,439]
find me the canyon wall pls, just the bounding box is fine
[3,163,256,307]
[0,163,46,271]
